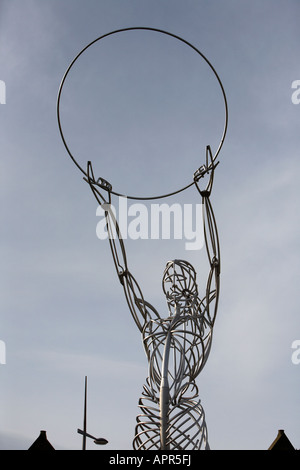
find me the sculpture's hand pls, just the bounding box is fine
[194,146,219,197]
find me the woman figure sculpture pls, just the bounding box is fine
[85,145,220,450]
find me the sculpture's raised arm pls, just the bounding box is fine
[84,161,160,333]
[194,146,221,327]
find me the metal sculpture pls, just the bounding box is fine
[57,27,228,450]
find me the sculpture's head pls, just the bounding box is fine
[162,259,198,311]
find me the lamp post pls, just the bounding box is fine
[79,376,108,449]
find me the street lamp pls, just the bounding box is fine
[79,376,108,449]
[77,428,108,446]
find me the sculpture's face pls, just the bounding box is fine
[162,259,198,310]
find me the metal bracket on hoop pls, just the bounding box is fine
[193,146,220,197]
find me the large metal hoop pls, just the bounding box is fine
[57,27,228,200]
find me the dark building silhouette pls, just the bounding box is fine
[268,429,295,451]
[26,427,297,450]
[28,430,55,450]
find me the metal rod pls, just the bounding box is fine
[82,376,87,450]
[78,428,96,440]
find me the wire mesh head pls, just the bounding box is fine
[162,259,198,310]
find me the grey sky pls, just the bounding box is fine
[0,0,299,450]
